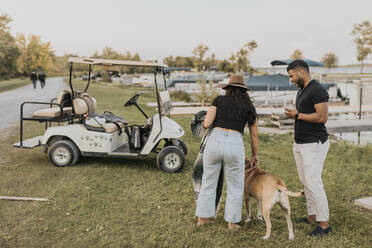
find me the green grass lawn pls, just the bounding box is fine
[0,80,371,247]
[0,78,29,93]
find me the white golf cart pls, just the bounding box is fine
[14,57,187,173]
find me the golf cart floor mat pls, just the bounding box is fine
[111,143,131,153]
[13,136,42,148]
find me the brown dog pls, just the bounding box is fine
[244,159,303,240]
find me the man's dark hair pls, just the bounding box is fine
[287,59,309,73]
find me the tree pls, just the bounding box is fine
[163,55,175,67]
[205,53,217,69]
[0,13,20,79]
[290,49,303,59]
[163,55,195,68]
[16,34,55,75]
[92,47,151,74]
[227,40,257,73]
[193,79,219,105]
[218,59,234,72]
[321,52,338,70]
[351,20,372,73]
[192,44,209,71]
[0,13,12,31]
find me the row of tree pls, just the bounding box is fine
[1,11,372,80]
[0,14,55,79]
[0,13,154,80]
[289,48,339,70]
[165,21,372,73]
[163,41,258,73]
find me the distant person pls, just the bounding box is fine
[30,71,37,89]
[38,71,46,88]
[284,60,331,236]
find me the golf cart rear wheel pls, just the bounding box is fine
[157,146,185,173]
[48,140,80,167]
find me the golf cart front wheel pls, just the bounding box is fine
[48,140,80,167]
[157,146,185,173]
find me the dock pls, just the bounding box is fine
[326,119,372,133]
[166,104,372,134]
[168,105,372,117]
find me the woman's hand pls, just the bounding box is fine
[251,155,259,166]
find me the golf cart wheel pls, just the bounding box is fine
[48,140,80,167]
[157,146,185,173]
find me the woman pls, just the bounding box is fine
[195,74,259,230]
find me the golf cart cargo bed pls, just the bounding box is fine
[14,136,42,148]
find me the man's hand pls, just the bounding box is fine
[284,108,298,119]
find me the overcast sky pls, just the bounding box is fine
[2,0,372,67]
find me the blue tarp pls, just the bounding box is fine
[271,59,324,67]
[163,67,191,73]
[245,74,335,91]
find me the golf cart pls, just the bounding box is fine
[14,57,187,173]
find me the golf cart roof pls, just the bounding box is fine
[68,57,167,68]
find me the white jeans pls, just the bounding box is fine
[195,129,245,223]
[293,139,330,222]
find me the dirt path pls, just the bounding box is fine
[0,77,68,132]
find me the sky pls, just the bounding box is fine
[1,0,372,67]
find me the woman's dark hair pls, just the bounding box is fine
[225,86,257,126]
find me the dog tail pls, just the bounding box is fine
[277,185,304,198]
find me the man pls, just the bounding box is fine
[30,71,37,89]
[38,70,46,88]
[284,60,331,236]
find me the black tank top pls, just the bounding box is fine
[211,95,251,134]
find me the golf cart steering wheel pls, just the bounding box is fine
[124,94,140,107]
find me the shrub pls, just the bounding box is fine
[170,90,191,102]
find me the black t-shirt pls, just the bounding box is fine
[211,95,250,134]
[295,80,329,144]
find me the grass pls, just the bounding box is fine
[0,78,29,93]
[0,80,371,247]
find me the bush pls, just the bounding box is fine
[170,90,191,102]
[193,79,219,104]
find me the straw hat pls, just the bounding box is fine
[222,74,249,90]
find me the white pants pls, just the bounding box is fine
[195,129,245,223]
[293,140,330,222]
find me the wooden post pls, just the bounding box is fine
[359,86,363,120]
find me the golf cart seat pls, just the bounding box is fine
[33,90,74,118]
[73,92,97,115]
[32,91,97,119]
[85,121,127,133]
[85,112,128,133]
